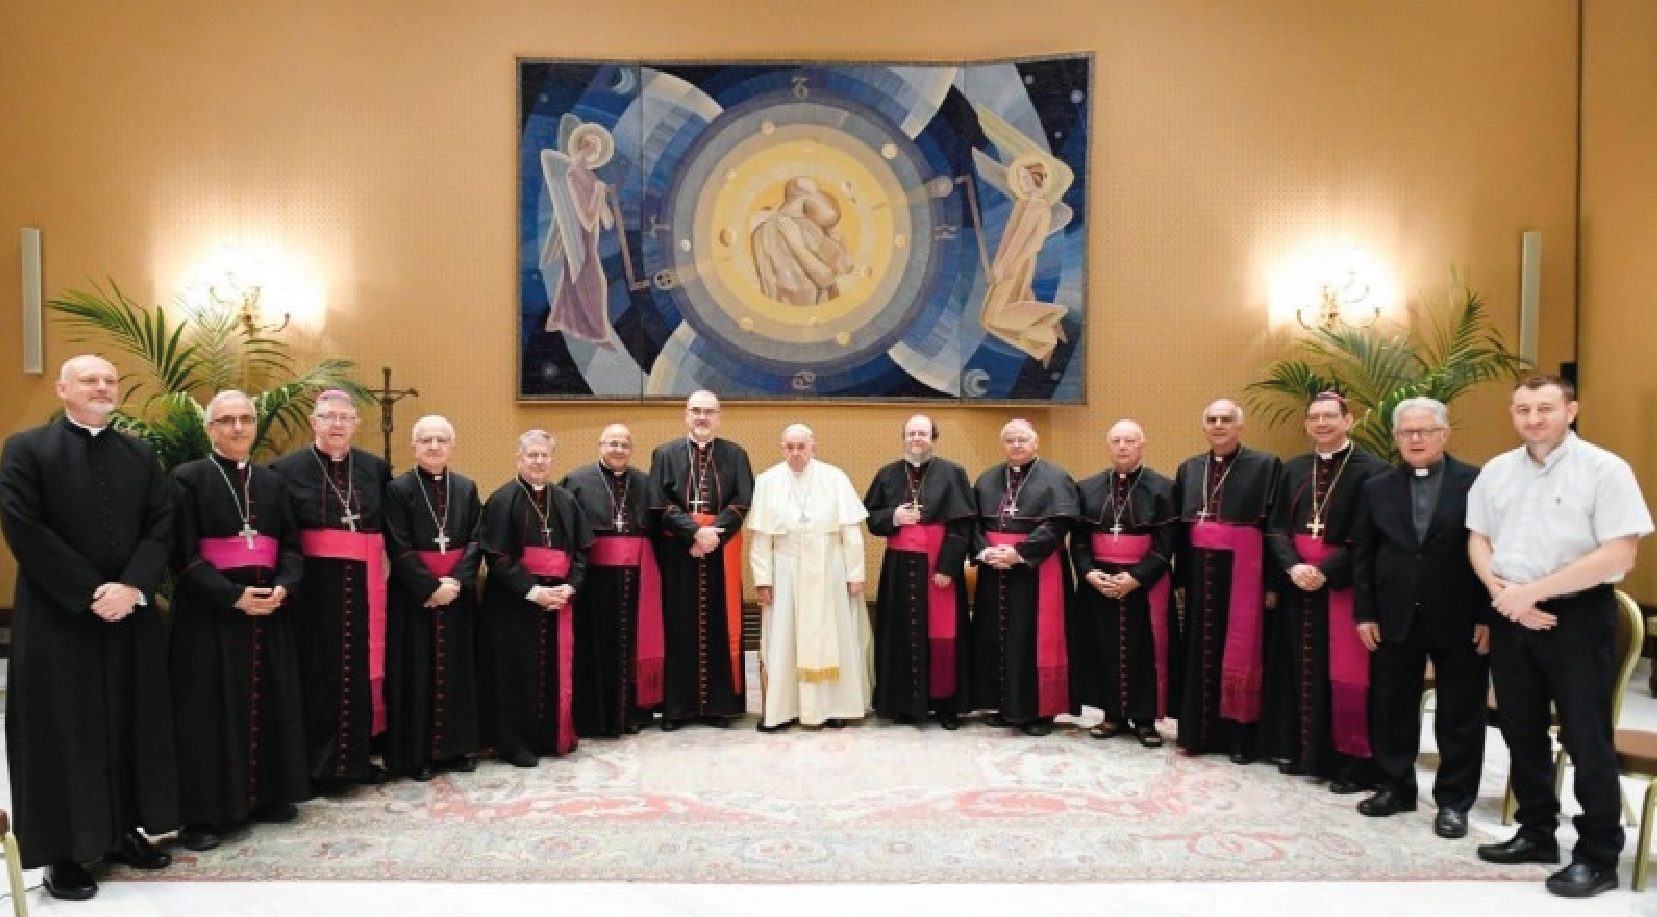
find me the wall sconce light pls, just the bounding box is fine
[1296,267,1379,332]
[181,247,293,335]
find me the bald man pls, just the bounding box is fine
[1071,419,1179,747]
[1,355,178,900]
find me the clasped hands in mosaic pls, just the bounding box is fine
[2,357,1651,902]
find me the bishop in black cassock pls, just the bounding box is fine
[0,356,177,898]
[1172,399,1282,761]
[383,416,483,780]
[1071,420,1179,747]
[1261,393,1388,788]
[270,391,393,787]
[562,424,661,737]
[169,390,309,852]
[646,391,753,729]
[480,430,593,765]
[864,415,975,728]
[970,420,1079,736]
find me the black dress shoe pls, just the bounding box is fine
[755,718,795,733]
[936,711,960,731]
[825,718,847,729]
[1020,719,1053,737]
[412,764,437,782]
[251,801,300,824]
[445,755,478,774]
[364,763,391,785]
[987,714,1009,729]
[504,750,539,768]
[1328,778,1368,795]
[1277,761,1306,776]
[106,829,172,869]
[1134,723,1165,748]
[660,718,684,732]
[1433,807,1469,839]
[1545,861,1618,898]
[1356,789,1417,817]
[1089,719,1127,740]
[44,860,98,901]
[178,824,222,852]
[1228,750,1257,765]
[703,715,731,728]
[1477,833,1560,865]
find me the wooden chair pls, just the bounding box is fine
[0,809,28,917]
[1501,589,1645,826]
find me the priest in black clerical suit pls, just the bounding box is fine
[170,390,309,852]
[1352,398,1489,835]
[562,424,660,737]
[864,415,976,729]
[0,355,177,899]
[645,390,753,729]
[1070,420,1179,747]
[1172,398,1282,761]
[970,419,1080,736]
[480,430,593,766]
[271,390,393,787]
[383,415,483,781]
[1260,392,1388,789]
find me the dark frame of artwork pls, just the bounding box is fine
[517,55,1091,403]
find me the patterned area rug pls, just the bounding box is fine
[146,717,1546,883]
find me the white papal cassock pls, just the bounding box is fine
[748,459,873,727]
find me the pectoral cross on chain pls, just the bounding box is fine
[614,510,627,530]
[1195,508,1212,522]
[1109,522,1124,539]
[434,531,450,554]
[340,509,360,532]
[687,495,709,513]
[239,522,259,549]
[1306,517,1325,538]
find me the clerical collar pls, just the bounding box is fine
[1009,458,1035,474]
[1409,458,1445,478]
[687,435,713,448]
[64,415,108,436]
[905,456,931,468]
[1210,447,1239,462]
[1115,465,1141,480]
[313,444,349,463]
[418,466,445,480]
[212,450,249,471]
[1316,441,1352,462]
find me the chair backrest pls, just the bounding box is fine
[1612,589,1647,725]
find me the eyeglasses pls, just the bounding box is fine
[210,414,257,428]
[1203,415,1236,424]
[1002,436,1034,445]
[315,412,358,425]
[1395,427,1445,440]
[687,407,720,416]
[414,436,452,446]
[600,440,633,449]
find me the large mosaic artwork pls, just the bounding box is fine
[517,56,1090,402]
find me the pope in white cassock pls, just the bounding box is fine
[749,424,873,731]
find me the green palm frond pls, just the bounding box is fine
[47,280,366,471]
[1247,273,1528,462]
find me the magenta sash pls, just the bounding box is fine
[1093,532,1171,719]
[1294,534,1371,758]
[987,531,1069,716]
[300,528,389,735]
[889,522,958,699]
[587,535,665,708]
[199,534,278,571]
[520,546,576,755]
[416,549,461,579]
[1189,521,1266,724]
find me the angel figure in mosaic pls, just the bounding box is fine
[541,115,618,349]
[972,106,1074,366]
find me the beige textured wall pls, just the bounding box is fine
[0,0,1595,599]
[1580,0,1657,603]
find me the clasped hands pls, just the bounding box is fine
[425,577,462,608]
[688,525,723,558]
[893,502,922,526]
[1287,563,1326,592]
[1084,569,1139,599]
[234,584,287,617]
[980,545,1023,570]
[1488,577,1556,631]
[531,583,575,611]
[90,582,142,621]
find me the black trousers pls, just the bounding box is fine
[1368,620,1488,811]
[1489,586,1622,868]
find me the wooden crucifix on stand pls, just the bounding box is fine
[369,366,419,471]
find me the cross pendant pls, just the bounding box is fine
[340,509,360,532]
[1195,508,1212,521]
[614,511,626,530]
[434,531,450,554]
[239,522,258,549]
[1306,517,1325,538]
[1109,523,1124,539]
[1005,502,1018,516]
[913,502,923,517]
[541,524,553,544]
[688,496,709,513]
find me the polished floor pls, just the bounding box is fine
[3,657,1656,916]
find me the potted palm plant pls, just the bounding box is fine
[49,279,368,470]
[1246,275,1528,462]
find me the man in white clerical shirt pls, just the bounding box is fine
[749,424,873,732]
